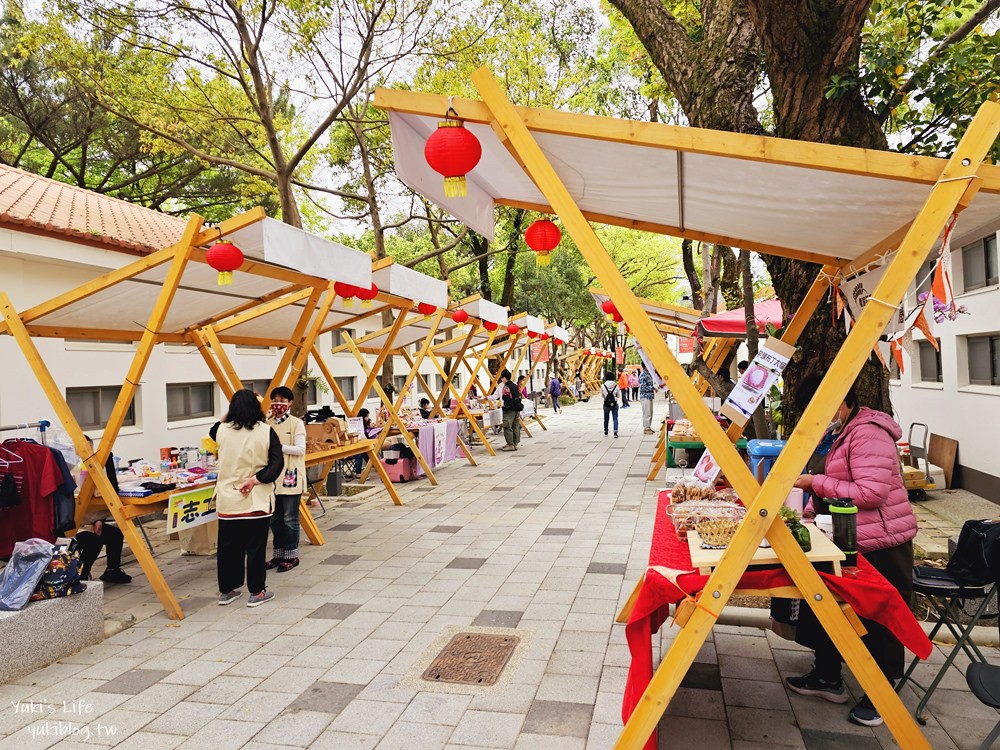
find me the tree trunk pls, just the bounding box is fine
[499,210,525,309]
[681,238,703,310]
[719,245,742,311]
[275,172,302,227]
[471,234,492,301]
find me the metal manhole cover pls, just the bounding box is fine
[421,632,520,686]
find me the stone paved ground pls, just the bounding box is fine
[1,398,997,749]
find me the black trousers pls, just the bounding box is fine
[77,524,124,578]
[217,516,271,595]
[797,541,914,683]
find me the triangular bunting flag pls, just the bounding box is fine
[890,338,905,374]
[914,304,938,350]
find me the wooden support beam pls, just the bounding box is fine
[212,288,313,334]
[266,287,324,407]
[352,308,409,415]
[0,292,184,620]
[189,329,237,400]
[200,325,244,394]
[283,287,338,391]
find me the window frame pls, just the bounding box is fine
[166,382,216,422]
[962,235,999,293]
[334,376,356,401]
[66,385,136,431]
[917,340,943,384]
[968,334,1000,387]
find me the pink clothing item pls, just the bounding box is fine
[810,407,917,554]
[629,373,639,388]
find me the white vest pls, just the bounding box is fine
[268,415,306,495]
[215,422,274,517]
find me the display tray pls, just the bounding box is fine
[687,522,845,575]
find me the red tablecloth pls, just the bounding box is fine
[622,490,932,750]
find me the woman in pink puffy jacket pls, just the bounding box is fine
[785,375,917,729]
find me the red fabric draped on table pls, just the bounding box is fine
[622,490,932,750]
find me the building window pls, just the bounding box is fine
[968,334,1000,386]
[394,375,407,395]
[334,377,355,400]
[67,386,136,430]
[243,379,271,397]
[235,345,276,355]
[167,382,215,421]
[331,329,355,348]
[917,340,942,383]
[962,235,999,292]
[889,352,900,380]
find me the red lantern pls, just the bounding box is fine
[334,281,357,307]
[452,309,469,327]
[483,320,498,332]
[506,323,520,335]
[417,302,437,316]
[525,219,561,266]
[527,330,538,339]
[612,311,624,324]
[601,299,616,316]
[540,332,550,341]
[554,338,565,346]
[358,283,378,309]
[206,242,243,286]
[424,120,482,198]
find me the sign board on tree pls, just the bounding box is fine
[615,346,624,365]
[719,336,796,426]
[678,337,695,353]
[691,336,797,485]
[530,342,550,363]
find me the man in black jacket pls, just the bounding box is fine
[499,369,522,452]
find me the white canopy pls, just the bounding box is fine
[379,91,1000,266]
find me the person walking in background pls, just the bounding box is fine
[601,371,621,438]
[211,389,284,607]
[574,371,584,399]
[499,369,523,451]
[639,364,656,435]
[629,370,640,401]
[618,369,631,408]
[549,374,561,413]
[265,386,306,574]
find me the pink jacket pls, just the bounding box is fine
[811,407,917,554]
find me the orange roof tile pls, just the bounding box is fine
[0,164,188,254]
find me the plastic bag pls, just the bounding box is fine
[0,538,53,611]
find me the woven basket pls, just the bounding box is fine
[696,519,740,549]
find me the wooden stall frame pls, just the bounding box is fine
[0,208,414,618]
[373,67,1000,750]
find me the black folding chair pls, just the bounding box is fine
[897,562,998,724]
[968,663,1000,750]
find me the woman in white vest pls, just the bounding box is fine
[265,386,306,573]
[210,389,284,607]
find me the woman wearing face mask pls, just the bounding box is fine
[265,386,307,573]
[785,375,917,728]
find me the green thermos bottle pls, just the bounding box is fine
[829,498,858,567]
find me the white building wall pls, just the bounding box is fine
[0,227,450,466]
[887,220,1000,502]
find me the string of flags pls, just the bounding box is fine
[837,214,968,374]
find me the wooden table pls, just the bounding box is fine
[688,523,845,576]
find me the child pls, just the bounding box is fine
[418,398,433,420]
[76,435,131,584]
[265,386,306,573]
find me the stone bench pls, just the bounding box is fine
[0,581,104,683]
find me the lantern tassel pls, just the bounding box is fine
[443,176,468,198]
[535,252,551,267]
[362,300,372,309]
[342,298,354,308]
[217,271,233,286]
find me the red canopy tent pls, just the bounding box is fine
[696,298,784,338]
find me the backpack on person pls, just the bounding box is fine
[504,382,524,412]
[947,519,1000,587]
[602,383,617,409]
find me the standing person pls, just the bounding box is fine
[418,398,433,420]
[638,364,656,435]
[629,370,640,401]
[601,371,621,438]
[499,369,523,452]
[574,371,584,400]
[517,375,529,398]
[617,369,631,408]
[76,436,131,584]
[549,374,561,413]
[211,389,284,607]
[265,386,306,573]
[785,376,918,728]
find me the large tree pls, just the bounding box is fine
[606,0,999,426]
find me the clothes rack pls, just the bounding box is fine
[0,421,50,445]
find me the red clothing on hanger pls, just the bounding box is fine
[0,441,61,557]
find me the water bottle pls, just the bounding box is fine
[829,498,858,567]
